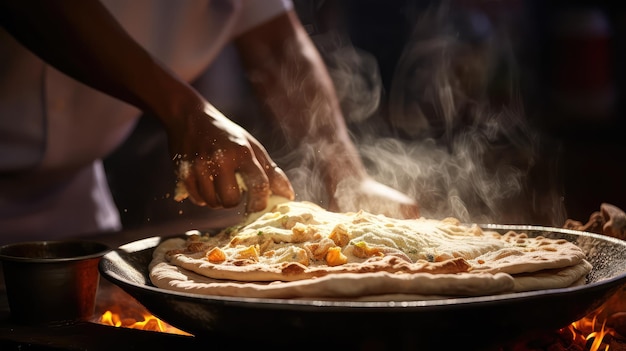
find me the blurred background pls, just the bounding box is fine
[104,0,626,230]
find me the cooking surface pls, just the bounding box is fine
[2,222,626,350]
[101,225,626,348]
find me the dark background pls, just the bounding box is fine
[104,0,626,229]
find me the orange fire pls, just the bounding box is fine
[529,294,626,351]
[95,282,192,336]
[99,309,192,336]
[564,306,615,351]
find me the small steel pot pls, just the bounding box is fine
[0,240,110,326]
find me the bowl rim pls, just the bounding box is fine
[0,240,111,263]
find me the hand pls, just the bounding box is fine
[166,103,294,213]
[601,203,626,240]
[328,177,420,219]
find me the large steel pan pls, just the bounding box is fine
[99,225,626,350]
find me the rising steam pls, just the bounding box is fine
[275,1,566,226]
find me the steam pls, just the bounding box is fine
[275,2,566,226]
[326,45,382,124]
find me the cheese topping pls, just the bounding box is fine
[213,201,507,267]
[154,200,590,296]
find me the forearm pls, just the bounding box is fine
[0,0,202,126]
[235,10,367,185]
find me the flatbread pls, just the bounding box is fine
[149,252,516,299]
[469,231,587,274]
[511,259,592,292]
[149,200,591,300]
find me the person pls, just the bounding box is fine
[0,0,419,244]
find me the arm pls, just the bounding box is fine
[0,0,294,212]
[235,10,420,218]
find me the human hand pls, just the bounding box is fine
[601,203,626,240]
[562,203,626,240]
[328,177,420,219]
[166,103,294,213]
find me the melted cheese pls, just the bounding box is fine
[220,201,506,266]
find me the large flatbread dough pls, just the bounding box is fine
[149,200,591,300]
[149,239,514,299]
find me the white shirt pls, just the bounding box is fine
[0,0,292,244]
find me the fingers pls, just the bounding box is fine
[192,160,222,208]
[211,165,244,208]
[377,193,420,219]
[248,142,295,201]
[175,157,238,209]
[180,169,208,206]
[173,159,207,206]
[330,177,420,219]
[170,112,294,211]
[265,165,295,200]
[237,161,272,213]
[184,156,246,209]
[398,203,421,219]
[175,149,288,213]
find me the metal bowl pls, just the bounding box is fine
[0,240,110,325]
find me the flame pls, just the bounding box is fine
[99,310,192,336]
[95,282,192,336]
[564,305,615,351]
[496,291,626,351]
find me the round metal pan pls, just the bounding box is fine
[99,225,626,350]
